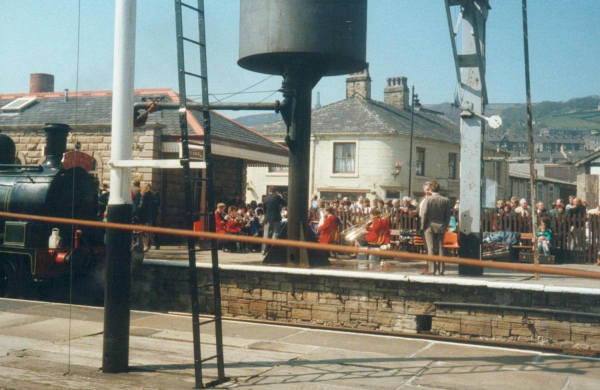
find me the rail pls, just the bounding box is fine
[2,211,600,281]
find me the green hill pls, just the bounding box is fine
[426,95,600,135]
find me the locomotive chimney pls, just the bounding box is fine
[43,123,70,168]
[30,73,55,93]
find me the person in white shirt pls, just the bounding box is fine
[514,198,532,216]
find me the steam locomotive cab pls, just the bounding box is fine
[0,124,105,298]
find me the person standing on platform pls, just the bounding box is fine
[262,189,287,255]
[137,183,156,252]
[420,181,452,275]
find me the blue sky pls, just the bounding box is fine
[1,1,598,118]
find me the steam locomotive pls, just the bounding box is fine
[0,123,105,298]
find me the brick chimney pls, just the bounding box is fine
[384,77,409,109]
[30,73,55,93]
[345,65,371,100]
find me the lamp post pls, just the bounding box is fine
[407,86,421,198]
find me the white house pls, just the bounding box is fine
[246,68,509,204]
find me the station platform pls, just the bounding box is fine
[1,298,600,389]
[144,246,600,290]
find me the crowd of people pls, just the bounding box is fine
[104,180,593,264]
[490,195,591,256]
[97,180,161,252]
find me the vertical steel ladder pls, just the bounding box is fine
[174,0,225,387]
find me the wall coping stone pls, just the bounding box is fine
[142,258,600,296]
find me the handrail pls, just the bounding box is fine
[1,211,600,281]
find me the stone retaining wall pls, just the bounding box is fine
[132,263,600,350]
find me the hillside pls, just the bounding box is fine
[235,95,600,133]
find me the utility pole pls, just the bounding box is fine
[408,85,416,199]
[522,0,540,278]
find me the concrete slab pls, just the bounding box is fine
[0,298,44,311]
[2,299,600,389]
[0,334,51,357]
[131,314,304,341]
[8,302,153,323]
[248,340,321,355]
[0,311,49,330]
[276,329,431,357]
[0,318,103,341]
[238,362,409,389]
[149,329,260,348]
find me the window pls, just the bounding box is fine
[320,192,366,202]
[1,97,37,112]
[416,148,425,176]
[386,190,401,199]
[333,143,356,173]
[448,153,457,179]
[268,164,289,172]
[495,162,502,185]
[536,182,543,202]
[548,184,555,203]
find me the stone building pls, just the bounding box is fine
[508,171,576,207]
[246,69,509,204]
[574,150,600,208]
[0,74,287,243]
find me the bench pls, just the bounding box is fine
[513,232,533,251]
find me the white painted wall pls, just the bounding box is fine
[246,133,509,203]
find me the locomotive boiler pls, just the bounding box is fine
[0,123,105,298]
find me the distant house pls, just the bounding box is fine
[574,150,600,209]
[246,68,509,204]
[486,133,592,163]
[508,170,576,206]
[0,74,287,243]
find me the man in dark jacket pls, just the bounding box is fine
[262,189,287,255]
[420,181,452,275]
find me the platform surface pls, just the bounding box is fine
[145,246,600,290]
[1,298,600,389]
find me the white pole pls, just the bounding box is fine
[109,0,136,205]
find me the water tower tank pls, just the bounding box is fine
[238,0,368,76]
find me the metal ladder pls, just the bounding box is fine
[174,0,225,387]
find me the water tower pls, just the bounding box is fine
[238,0,368,266]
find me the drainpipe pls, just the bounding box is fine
[310,135,316,196]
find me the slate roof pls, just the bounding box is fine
[0,89,287,155]
[253,97,461,144]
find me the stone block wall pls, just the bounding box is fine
[4,126,162,191]
[132,263,600,350]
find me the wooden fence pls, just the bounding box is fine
[330,208,600,263]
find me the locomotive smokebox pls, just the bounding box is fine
[238,0,368,76]
[44,123,70,168]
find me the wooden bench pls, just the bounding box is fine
[513,232,533,251]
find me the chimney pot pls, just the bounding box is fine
[30,73,55,93]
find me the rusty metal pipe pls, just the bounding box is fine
[2,211,600,280]
[133,100,284,113]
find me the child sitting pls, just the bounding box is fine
[537,221,552,255]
